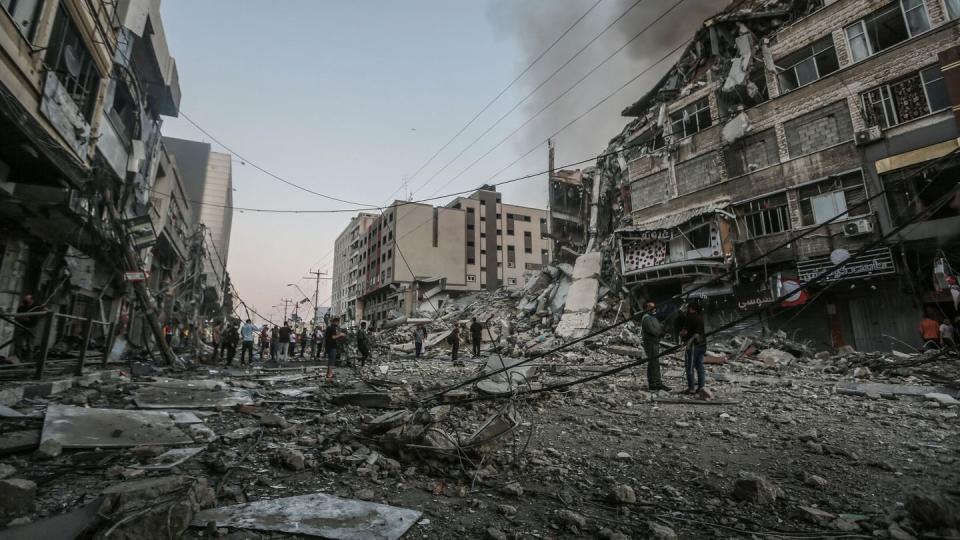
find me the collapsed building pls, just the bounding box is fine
[587,0,960,352]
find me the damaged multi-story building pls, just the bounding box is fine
[0,0,233,364]
[598,0,960,351]
[331,186,552,324]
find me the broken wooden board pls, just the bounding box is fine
[192,492,422,540]
[41,405,192,448]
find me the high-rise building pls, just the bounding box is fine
[331,213,378,325]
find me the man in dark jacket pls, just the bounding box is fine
[356,321,370,367]
[222,323,239,366]
[324,316,347,380]
[640,300,669,391]
[276,322,292,365]
[680,302,708,397]
[469,317,483,358]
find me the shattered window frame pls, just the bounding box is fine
[845,0,930,63]
[738,193,792,238]
[860,66,950,129]
[44,3,102,122]
[776,35,839,93]
[798,173,869,226]
[669,97,712,139]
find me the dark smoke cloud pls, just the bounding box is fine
[483,0,725,206]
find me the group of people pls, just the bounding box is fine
[411,317,485,365]
[919,308,958,351]
[640,300,709,399]
[202,317,364,381]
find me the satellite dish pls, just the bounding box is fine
[64,45,81,78]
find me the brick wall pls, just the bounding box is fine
[724,128,779,177]
[630,169,671,211]
[0,237,29,357]
[771,0,889,57]
[783,100,855,156]
[675,151,722,195]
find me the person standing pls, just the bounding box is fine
[356,321,370,368]
[641,300,669,391]
[163,320,174,347]
[413,325,426,358]
[323,311,331,329]
[920,308,941,350]
[324,316,347,380]
[313,325,324,360]
[222,323,238,366]
[469,317,483,358]
[449,324,461,365]
[680,302,708,398]
[240,319,257,365]
[270,325,280,359]
[259,325,270,359]
[940,317,955,350]
[277,321,292,365]
[299,328,309,358]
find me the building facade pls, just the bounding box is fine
[330,187,552,324]
[603,0,960,351]
[331,212,377,325]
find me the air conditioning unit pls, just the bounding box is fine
[843,218,874,237]
[854,125,883,146]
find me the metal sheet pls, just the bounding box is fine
[41,405,192,448]
[192,492,422,540]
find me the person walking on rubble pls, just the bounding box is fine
[680,301,709,399]
[240,319,257,365]
[258,325,270,359]
[920,307,941,350]
[270,325,279,359]
[324,316,347,380]
[939,316,955,350]
[277,321,292,365]
[299,327,309,358]
[641,300,670,392]
[414,325,426,358]
[356,321,370,368]
[470,317,483,358]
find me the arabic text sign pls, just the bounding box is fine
[797,248,896,283]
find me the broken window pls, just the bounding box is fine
[685,224,712,250]
[738,193,791,238]
[861,66,949,129]
[669,97,712,139]
[2,0,43,39]
[776,36,839,93]
[466,274,476,283]
[45,4,102,121]
[883,159,960,225]
[798,173,868,226]
[845,1,930,63]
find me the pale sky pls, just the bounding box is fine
[158,0,722,324]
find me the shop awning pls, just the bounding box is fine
[875,138,960,174]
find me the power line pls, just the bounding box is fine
[410,0,652,199]
[177,111,375,208]
[383,0,604,205]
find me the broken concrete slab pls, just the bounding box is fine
[924,393,959,407]
[836,382,954,398]
[0,404,25,418]
[41,404,192,448]
[132,386,254,409]
[134,447,204,470]
[463,405,519,453]
[0,497,102,540]
[0,478,36,516]
[192,492,422,540]
[0,430,40,455]
[99,475,213,540]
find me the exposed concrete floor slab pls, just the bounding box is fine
[41,405,192,448]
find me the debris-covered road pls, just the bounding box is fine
[1,321,958,539]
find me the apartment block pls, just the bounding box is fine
[604,0,960,352]
[331,213,377,325]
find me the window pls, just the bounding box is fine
[467,257,475,265]
[467,240,475,247]
[861,67,950,129]
[685,224,712,250]
[507,278,517,285]
[523,230,533,253]
[466,207,474,213]
[776,36,839,92]
[45,5,101,121]
[467,223,474,231]
[496,229,502,235]
[669,97,712,139]
[946,0,960,19]
[2,0,43,39]
[507,229,514,236]
[467,275,477,283]
[738,194,791,238]
[845,1,930,62]
[798,174,868,226]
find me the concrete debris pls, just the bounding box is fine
[193,492,421,539]
[40,404,192,448]
[0,478,36,517]
[733,471,782,504]
[97,475,213,539]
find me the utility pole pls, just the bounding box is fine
[303,270,330,323]
[279,298,292,322]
